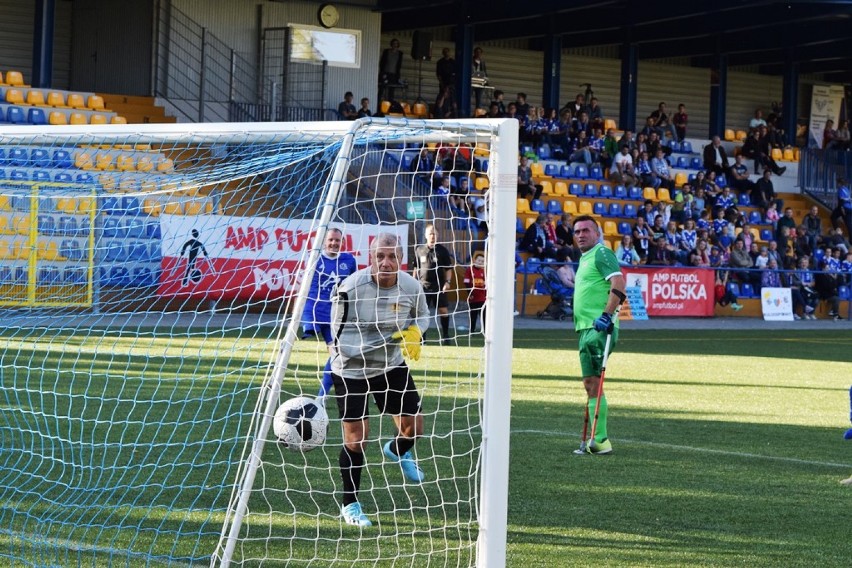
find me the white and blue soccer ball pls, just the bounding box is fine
[273,396,329,452]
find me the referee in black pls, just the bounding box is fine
[413,224,454,344]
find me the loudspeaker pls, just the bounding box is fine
[411,31,433,61]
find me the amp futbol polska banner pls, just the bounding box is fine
[156,214,409,300]
[622,267,715,317]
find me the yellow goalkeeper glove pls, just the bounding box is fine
[392,325,423,361]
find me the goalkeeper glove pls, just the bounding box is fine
[392,325,423,361]
[593,312,614,333]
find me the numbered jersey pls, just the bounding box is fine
[302,252,357,326]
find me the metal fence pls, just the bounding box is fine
[798,147,852,208]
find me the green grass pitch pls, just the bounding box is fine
[0,326,850,566]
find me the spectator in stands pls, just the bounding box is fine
[741,129,766,174]
[471,47,488,110]
[832,177,852,234]
[764,123,785,148]
[435,176,452,201]
[795,225,812,259]
[827,227,850,254]
[823,119,837,149]
[435,48,455,92]
[434,85,457,119]
[649,102,678,141]
[378,38,403,101]
[357,97,373,118]
[338,92,358,120]
[647,236,676,266]
[587,127,605,163]
[610,145,637,189]
[486,102,501,118]
[450,176,471,213]
[715,271,745,312]
[588,97,604,131]
[517,156,542,201]
[601,128,619,170]
[841,250,852,284]
[632,216,652,261]
[651,148,675,190]
[635,151,657,189]
[690,239,712,267]
[471,197,488,237]
[803,206,822,254]
[463,254,486,333]
[617,130,636,153]
[753,170,776,211]
[715,186,738,221]
[647,131,672,158]
[573,111,591,137]
[767,239,784,268]
[635,132,649,156]
[776,207,797,241]
[567,130,593,166]
[555,213,577,262]
[702,136,731,177]
[640,116,657,140]
[673,103,688,142]
[615,235,641,266]
[522,107,542,146]
[787,255,818,319]
[680,218,698,252]
[514,93,530,118]
[411,147,437,187]
[756,127,787,175]
[815,259,843,320]
[712,208,728,240]
[505,102,518,120]
[492,90,506,115]
[828,119,850,151]
[729,238,754,282]
[729,154,754,195]
[749,108,767,130]
[520,214,555,259]
[566,93,587,117]
[760,258,782,291]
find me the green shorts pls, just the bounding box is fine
[578,327,618,378]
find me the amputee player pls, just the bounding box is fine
[330,233,430,527]
[571,215,626,455]
[301,228,357,400]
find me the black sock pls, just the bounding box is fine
[440,315,450,338]
[390,436,416,457]
[339,447,364,506]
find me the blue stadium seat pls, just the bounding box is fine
[627,186,643,200]
[669,140,681,153]
[63,267,88,284]
[6,106,26,124]
[58,216,77,235]
[558,165,572,178]
[37,267,61,285]
[126,217,146,239]
[107,266,131,286]
[537,144,551,160]
[478,159,489,173]
[127,240,149,261]
[76,172,95,184]
[400,152,415,171]
[748,211,762,224]
[524,257,541,274]
[530,198,546,213]
[13,266,28,283]
[839,285,851,300]
[544,164,559,177]
[104,242,124,262]
[10,169,28,181]
[569,182,582,196]
[121,196,141,215]
[593,202,606,216]
[516,217,523,234]
[53,172,73,183]
[146,222,161,239]
[760,229,772,241]
[727,282,740,297]
[814,248,825,265]
[38,214,57,234]
[0,148,6,165]
[53,149,73,168]
[520,144,533,156]
[27,108,47,125]
[59,239,82,261]
[574,165,588,179]
[681,141,693,153]
[547,200,562,214]
[688,173,696,183]
[132,266,157,287]
[607,202,622,217]
[589,165,604,180]
[716,174,727,188]
[102,217,122,238]
[741,283,756,298]
[584,184,599,197]
[8,148,27,166]
[0,265,11,283]
[148,241,162,260]
[599,184,613,199]
[689,157,702,170]
[623,203,637,218]
[613,185,627,200]
[676,156,687,169]
[101,196,121,215]
[618,221,632,235]
[32,170,51,183]
[737,192,750,206]
[30,148,50,167]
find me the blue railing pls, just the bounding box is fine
[798,147,852,208]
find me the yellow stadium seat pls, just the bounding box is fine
[474,108,487,117]
[134,144,151,151]
[119,179,138,192]
[475,176,489,191]
[0,195,11,212]
[474,142,490,157]
[724,129,736,142]
[782,148,794,161]
[160,183,178,195]
[0,219,11,236]
[184,201,203,216]
[87,95,105,111]
[13,241,31,260]
[735,130,747,141]
[136,156,154,172]
[603,221,619,237]
[380,100,391,114]
[95,153,114,170]
[770,148,782,161]
[143,199,162,216]
[77,197,94,214]
[540,180,553,196]
[156,158,175,173]
[47,91,66,107]
[181,185,200,197]
[26,91,45,106]
[604,119,617,131]
[163,202,183,215]
[530,162,544,177]
[525,216,537,229]
[643,187,657,201]
[562,200,578,215]
[98,174,116,191]
[675,172,688,187]
[604,239,615,250]
[750,227,760,241]
[70,113,87,125]
[75,151,93,170]
[793,147,800,161]
[66,93,86,109]
[111,116,127,124]
[0,239,11,259]
[412,102,428,118]
[553,182,569,197]
[657,188,672,203]
[14,216,31,235]
[578,200,593,215]
[5,89,24,105]
[4,71,24,86]
[37,241,62,261]
[517,198,531,214]
[204,201,215,214]
[89,114,107,125]
[55,198,76,214]
[116,155,135,171]
[401,102,411,115]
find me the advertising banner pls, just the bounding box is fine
[761,287,794,321]
[622,267,715,317]
[156,215,409,300]
[808,84,844,148]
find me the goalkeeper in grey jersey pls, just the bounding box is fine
[329,232,430,528]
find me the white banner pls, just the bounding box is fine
[761,287,793,321]
[808,84,844,149]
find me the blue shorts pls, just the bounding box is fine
[302,323,333,344]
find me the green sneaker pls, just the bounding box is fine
[586,438,613,455]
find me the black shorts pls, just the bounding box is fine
[332,366,422,421]
[424,289,448,309]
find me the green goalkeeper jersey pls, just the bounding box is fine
[573,243,623,331]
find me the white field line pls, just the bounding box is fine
[512,429,852,469]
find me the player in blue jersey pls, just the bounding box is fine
[302,228,358,400]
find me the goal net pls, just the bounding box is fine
[0,118,516,567]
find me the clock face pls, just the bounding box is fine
[318,4,339,28]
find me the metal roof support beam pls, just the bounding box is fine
[32,0,55,88]
[782,57,799,149]
[708,52,728,139]
[542,33,562,110]
[455,23,474,118]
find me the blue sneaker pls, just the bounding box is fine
[383,441,424,484]
[341,502,372,527]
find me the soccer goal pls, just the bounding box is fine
[0,118,516,567]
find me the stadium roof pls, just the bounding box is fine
[377,0,852,83]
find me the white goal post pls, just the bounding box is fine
[0,118,516,567]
